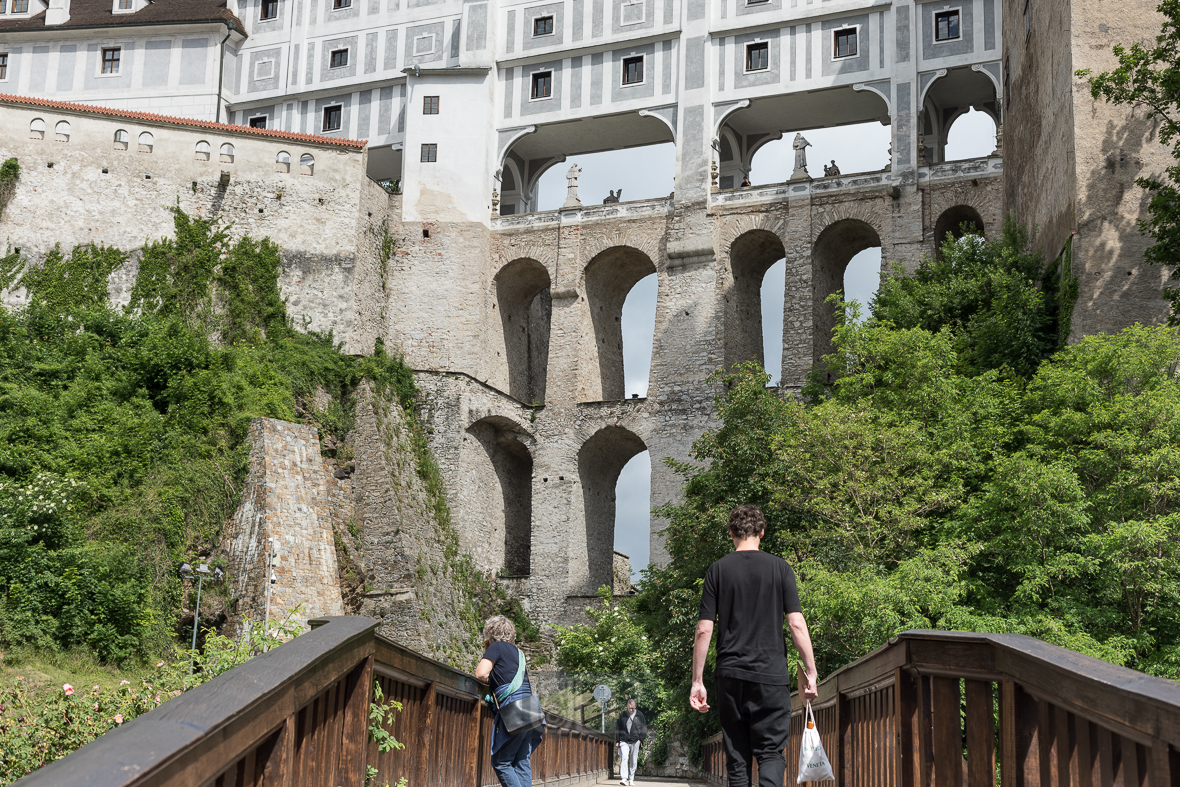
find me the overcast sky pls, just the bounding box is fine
[535,111,999,580]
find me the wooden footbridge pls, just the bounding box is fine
[13,623,1180,787]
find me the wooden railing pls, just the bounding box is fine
[13,617,613,787]
[703,630,1180,787]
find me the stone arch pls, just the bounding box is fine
[583,246,658,401]
[933,204,985,254]
[725,228,787,371]
[813,218,882,364]
[461,416,535,576]
[494,258,552,404]
[575,425,647,595]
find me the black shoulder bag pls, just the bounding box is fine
[492,647,546,735]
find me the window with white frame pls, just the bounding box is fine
[138,131,153,153]
[622,55,644,85]
[322,105,343,131]
[530,70,552,99]
[195,140,211,160]
[254,58,275,81]
[260,0,278,19]
[29,118,45,139]
[746,41,769,71]
[329,48,348,68]
[935,9,960,41]
[55,121,71,142]
[114,130,130,150]
[0,53,8,81]
[249,116,267,128]
[833,27,857,58]
[116,0,133,10]
[533,15,554,36]
[220,143,235,163]
[10,0,28,13]
[101,47,121,74]
[332,0,350,8]
[413,33,436,56]
[620,0,644,25]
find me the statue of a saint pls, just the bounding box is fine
[790,133,812,180]
[563,163,583,208]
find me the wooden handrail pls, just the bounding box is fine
[702,629,1180,787]
[13,617,613,787]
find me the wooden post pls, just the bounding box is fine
[897,669,919,787]
[340,657,374,787]
[463,696,483,787]
[965,681,994,787]
[838,687,851,787]
[259,717,296,787]
[1149,740,1173,787]
[917,675,934,787]
[415,682,436,787]
[931,677,963,787]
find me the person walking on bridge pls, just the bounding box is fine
[616,698,647,785]
[690,504,820,787]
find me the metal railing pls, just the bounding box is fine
[703,630,1180,787]
[14,617,613,787]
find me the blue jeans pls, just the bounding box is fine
[491,727,543,787]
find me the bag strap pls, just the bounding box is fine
[494,647,527,705]
[805,700,816,729]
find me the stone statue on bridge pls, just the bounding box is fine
[791,133,812,180]
[563,163,583,208]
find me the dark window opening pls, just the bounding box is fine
[102,47,121,74]
[249,116,267,129]
[0,54,7,81]
[423,95,439,114]
[322,105,342,132]
[333,0,350,7]
[833,28,857,58]
[421,143,437,162]
[533,15,554,35]
[260,0,278,19]
[622,55,644,85]
[330,48,348,68]
[531,71,552,99]
[746,42,769,71]
[935,10,960,41]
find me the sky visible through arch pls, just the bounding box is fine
[535,110,998,580]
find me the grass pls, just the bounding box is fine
[0,648,152,701]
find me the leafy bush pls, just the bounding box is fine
[0,209,419,663]
[638,226,1180,761]
[0,613,303,783]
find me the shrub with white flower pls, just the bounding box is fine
[0,473,84,549]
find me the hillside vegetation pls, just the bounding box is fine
[557,223,1180,764]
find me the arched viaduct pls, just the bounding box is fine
[387,157,1002,626]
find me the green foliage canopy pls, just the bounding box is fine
[636,231,1180,761]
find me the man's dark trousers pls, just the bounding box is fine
[716,675,792,787]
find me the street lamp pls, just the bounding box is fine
[180,562,225,655]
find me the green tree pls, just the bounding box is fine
[1079,0,1180,320]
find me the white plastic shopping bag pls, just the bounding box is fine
[797,701,835,783]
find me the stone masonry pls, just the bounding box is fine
[228,418,348,630]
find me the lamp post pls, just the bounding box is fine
[263,538,277,639]
[180,562,225,655]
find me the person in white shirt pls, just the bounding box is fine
[615,698,647,786]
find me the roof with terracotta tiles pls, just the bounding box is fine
[0,94,368,149]
[0,0,243,32]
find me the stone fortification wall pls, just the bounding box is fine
[347,380,490,666]
[227,418,348,631]
[0,98,387,354]
[1002,0,1171,337]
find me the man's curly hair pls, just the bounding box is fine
[728,504,767,540]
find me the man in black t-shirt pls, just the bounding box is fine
[691,505,819,787]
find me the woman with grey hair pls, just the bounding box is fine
[475,615,546,787]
